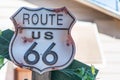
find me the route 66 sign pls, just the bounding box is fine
[9,7,76,74]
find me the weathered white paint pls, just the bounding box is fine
[9,7,76,74]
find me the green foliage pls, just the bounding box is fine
[74,67,96,80]
[51,60,98,80]
[0,30,2,36]
[91,65,96,75]
[0,29,14,69]
[0,56,4,68]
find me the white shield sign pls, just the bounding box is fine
[9,7,76,74]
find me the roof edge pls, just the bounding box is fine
[76,0,120,20]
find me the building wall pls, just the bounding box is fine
[24,0,120,38]
[1,0,120,38]
[24,0,112,21]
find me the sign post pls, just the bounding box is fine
[9,7,76,78]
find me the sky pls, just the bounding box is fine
[89,0,120,12]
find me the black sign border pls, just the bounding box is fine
[10,7,76,73]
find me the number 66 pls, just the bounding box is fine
[24,42,58,65]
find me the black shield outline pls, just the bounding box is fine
[9,7,76,74]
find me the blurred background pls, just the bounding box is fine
[0,0,120,80]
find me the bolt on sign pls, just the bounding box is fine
[9,7,76,74]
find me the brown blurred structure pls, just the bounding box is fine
[14,67,32,80]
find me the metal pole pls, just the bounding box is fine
[32,71,51,80]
